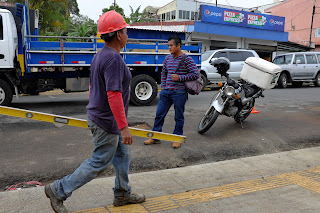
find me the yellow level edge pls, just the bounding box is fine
[0,106,186,143]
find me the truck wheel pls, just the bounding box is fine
[200,73,208,90]
[0,79,13,106]
[278,73,288,88]
[314,73,320,87]
[130,75,158,106]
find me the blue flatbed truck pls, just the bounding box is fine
[0,3,202,106]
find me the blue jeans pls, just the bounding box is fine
[153,89,188,135]
[52,118,131,200]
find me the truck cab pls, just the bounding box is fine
[0,8,18,105]
[0,9,18,69]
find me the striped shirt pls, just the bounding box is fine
[161,53,200,90]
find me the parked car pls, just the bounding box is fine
[273,52,320,88]
[200,49,260,88]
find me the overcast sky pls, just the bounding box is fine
[77,0,277,22]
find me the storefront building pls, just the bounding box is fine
[130,3,289,61]
[190,5,288,61]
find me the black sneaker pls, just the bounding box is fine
[44,184,68,213]
[113,193,146,207]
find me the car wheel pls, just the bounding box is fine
[314,73,320,87]
[200,73,208,90]
[278,73,288,88]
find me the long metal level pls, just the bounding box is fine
[0,106,186,143]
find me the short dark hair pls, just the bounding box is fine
[100,28,123,42]
[168,35,182,46]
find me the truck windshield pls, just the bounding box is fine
[201,51,213,62]
[273,54,293,65]
[0,15,3,40]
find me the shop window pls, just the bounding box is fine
[0,15,3,40]
[171,10,176,20]
[166,12,170,20]
[161,13,165,22]
[229,52,242,62]
[305,54,317,64]
[294,55,305,64]
[191,12,195,20]
[179,10,182,19]
[185,11,190,20]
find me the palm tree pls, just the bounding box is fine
[68,15,97,40]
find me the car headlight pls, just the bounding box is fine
[224,86,235,97]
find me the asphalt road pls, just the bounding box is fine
[0,84,319,191]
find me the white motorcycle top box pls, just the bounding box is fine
[240,57,281,90]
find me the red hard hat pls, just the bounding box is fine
[98,10,129,35]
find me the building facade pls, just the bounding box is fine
[265,0,320,51]
[156,0,245,22]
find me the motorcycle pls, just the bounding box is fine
[198,57,264,134]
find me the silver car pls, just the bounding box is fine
[200,49,260,87]
[273,52,320,88]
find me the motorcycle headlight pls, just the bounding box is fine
[224,86,235,97]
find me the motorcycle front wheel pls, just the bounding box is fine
[198,106,220,134]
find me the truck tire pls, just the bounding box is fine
[200,73,208,90]
[0,79,13,106]
[130,75,158,106]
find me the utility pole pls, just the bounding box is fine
[309,0,316,47]
[114,0,116,7]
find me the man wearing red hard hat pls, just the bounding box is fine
[44,11,145,213]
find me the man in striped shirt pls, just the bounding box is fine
[144,35,199,148]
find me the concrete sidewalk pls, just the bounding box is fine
[1,146,320,213]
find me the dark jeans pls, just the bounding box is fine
[152,89,188,135]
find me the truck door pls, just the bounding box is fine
[305,54,319,79]
[291,54,307,80]
[0,13,10,68]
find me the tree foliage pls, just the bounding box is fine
[101,4,129,24]
[68,15,97,39]
[129,5,154,24]
[10,0,80,35]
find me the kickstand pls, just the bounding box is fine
[240,121,244,129]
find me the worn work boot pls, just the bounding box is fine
[144,138,160,145]
[45,184,68,213]
[113,192,146,207]
[172,142,181,149]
